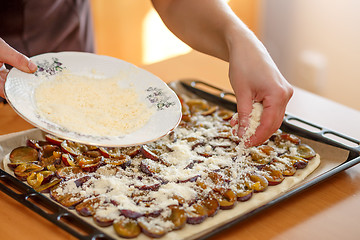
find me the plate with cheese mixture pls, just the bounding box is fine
[4,52,182,147]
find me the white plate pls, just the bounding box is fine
[4,52,182,147]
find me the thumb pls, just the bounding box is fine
[0,38,37,73]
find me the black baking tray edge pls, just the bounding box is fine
[0,79,359,240]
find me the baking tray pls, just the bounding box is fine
[0,79,359,240]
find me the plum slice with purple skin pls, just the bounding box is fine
[295,144,317,160]
[201,196,220,217]
[274,133,301,145]
[135,182,161,191]
[35,178,62,193]
[208,171,230,186]
[272,159,297,176]
[59,193,86,209]
[185,203,208,224]
[250,145,274,165]
[93,215,115,227]
[140,145,172,166]
[235,181,254,202]
[14,163,43,181]
[217,109,234,121]
[61,140,87,156]
[39,145,61,167]
[293,158,309,169]
[103,155,131,168]
[113,216,141,238]
[262,166,285,186]
[61,153,76,166]
[9,146,39,164]
[50,180,87,208]
[75,197,101,217]
[45,134,63,146]
[140,159,162,176]
[201,106,218,116]
[74,175,91,187]
[26,139,49,150]
[26,170,54,188]
[138,216,171,238]
[144,208,163,218]
[120,209,144,219]
[77,156,103,172]
[140,145,160,161]
[99,146,141,158]
[49,183,67,202]
[56,166,83,179]
[248,173,268,192]
[177,174,200,184]
[281,155,308,169]
[168,205,187,230]
[26,171,44,188]
[212,188,237,210]
[236,189,253,202]
[282,164,297,176]
[84,150,102,158]
[43,171,55,183]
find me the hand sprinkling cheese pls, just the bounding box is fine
[231,102,263,154]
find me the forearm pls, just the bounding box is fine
[151,0,255,62]
[152,0,293,146]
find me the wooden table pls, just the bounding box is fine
[1,51,359,240]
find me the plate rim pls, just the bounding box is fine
[4,51,182,147]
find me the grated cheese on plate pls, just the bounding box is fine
[35,71,154,136]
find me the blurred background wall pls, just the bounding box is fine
[260,0,360,111]
[90,0,259,65]
[90,0,359,111]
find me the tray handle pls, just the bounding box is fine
[0,169,114,240]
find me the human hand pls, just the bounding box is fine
[228,36,293,147]
[0,38,37,98]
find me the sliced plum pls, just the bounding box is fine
[168,205,186,230]
[113,216,141,238]
[14,163,43,181]
[75,197,101,217]
[9,146,39,163]
[201,196,220,217]
[185,203,208,224]
[35,178,62,193]
[138,216,171,238]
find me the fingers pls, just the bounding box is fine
[0,64,9,98]
[247,84,293,147]
[0,38,37,73]
[0,38,37,98]
[247,100,284,147]
[235,96,253,138]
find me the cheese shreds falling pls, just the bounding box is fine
[242,102,263,141]
[35,72,154,136]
